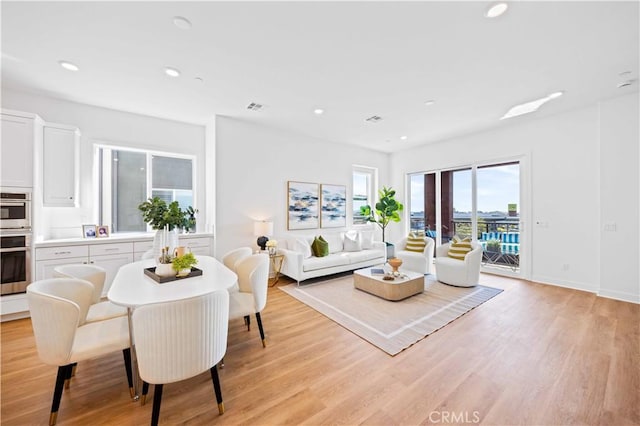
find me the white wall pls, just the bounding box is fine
[1,89,206,240]
[390,94,639,303]
[599,93,640,303]
[214,116,389,258]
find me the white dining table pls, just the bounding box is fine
[108,255,238,400]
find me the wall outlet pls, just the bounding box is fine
[562,263,570,271]
[604,222,617,232]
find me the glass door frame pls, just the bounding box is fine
[406,155,530,280]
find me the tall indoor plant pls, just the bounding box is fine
[360,186,404,243]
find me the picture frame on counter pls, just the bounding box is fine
[97,225,110,238]
[82,224,97,238]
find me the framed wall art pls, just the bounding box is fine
[82,224,97,238]
[287,181,319,230]
[320,184,347,228]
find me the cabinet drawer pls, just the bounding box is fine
[89,243,133,256]
[181,237,211,249]
[36,245,88,261]
[133,241,154,253]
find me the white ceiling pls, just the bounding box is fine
[1,1,638,152]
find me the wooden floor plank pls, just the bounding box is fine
[1,272,638,425]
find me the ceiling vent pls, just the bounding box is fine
[246,102,265,112]
[365,115,383,123]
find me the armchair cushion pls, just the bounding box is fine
[448,236,472,260]
[405,230,426,252]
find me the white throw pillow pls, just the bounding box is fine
[360,230,374,249]
[293,238,313,259]
[343,231,362,252]
[323,233,344,254]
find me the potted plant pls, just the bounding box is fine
[360,186,404,258]
[182,206,198,233]
[172,251,198,277]
[138,197,185,231]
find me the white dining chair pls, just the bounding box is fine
[27,278,133,426]
[229,254,270,347]
[222,247,253,271]
[132,290,229,426]
[53,264,127,323]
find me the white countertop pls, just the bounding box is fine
[34,232,214,248]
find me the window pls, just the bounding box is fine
[352,166,377,225]
[98,146,195,233]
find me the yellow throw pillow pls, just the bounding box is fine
[448,236,472,260]
[405,230,426,253]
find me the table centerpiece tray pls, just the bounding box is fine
[144,267,203,284]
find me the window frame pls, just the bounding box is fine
[96,143,196,234]
[352,165,378,226]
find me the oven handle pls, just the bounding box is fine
[0,247,29,253]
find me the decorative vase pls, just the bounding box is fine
[388,257,403,273]
[155,262,174,277]
[176,268,191,277]
[268,246,277,256]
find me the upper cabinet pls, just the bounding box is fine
[43,123,80,207]
[1,110,41,188]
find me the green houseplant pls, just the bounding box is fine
[360,186,404,243]
[138,197,185,230]
[172,252,198,276]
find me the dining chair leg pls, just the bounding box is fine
[255,312,266,348]
[151,384,163,426]
[122,348,134,398]
[50,364,71,425]
[210,365,224,415]
[244,315,250,331]
[220,357,224,369]
[141,381,150,406]
[63,363,73,390]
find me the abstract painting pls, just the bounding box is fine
[287,181,319,230]
[320,184,346,228]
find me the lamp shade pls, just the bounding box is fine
[254,221,273,237]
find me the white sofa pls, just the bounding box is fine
[278,231,386,283]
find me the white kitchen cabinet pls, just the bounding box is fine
[1,110,40,188]
[35,242,133,296]
[180,235,212,256]
[43,123,79,207]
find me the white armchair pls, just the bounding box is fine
[434,241,483,287]
[394,236,435,274]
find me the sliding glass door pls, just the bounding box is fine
[409,161,522,276]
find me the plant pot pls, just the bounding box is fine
[155,263,174,277]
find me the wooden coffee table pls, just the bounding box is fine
[353,267,424,301]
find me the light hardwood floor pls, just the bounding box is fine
[1,273,639,425]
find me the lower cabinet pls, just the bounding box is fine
[35,243,134,296]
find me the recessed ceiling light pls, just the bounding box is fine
[486,2,508,18]
[400,136,408,140]
[313,108,324,115]
[501,91,564,120]
[424,100,436,106]
[194,77,204,83]
[59,60,79,71]
[173,16,192,30]
[164,67,181,77]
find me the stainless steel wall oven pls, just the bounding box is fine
[0,189,32,295]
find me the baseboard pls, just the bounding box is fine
[597,289,640,304]
[530,275,639,304]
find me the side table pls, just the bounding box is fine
[269,253,285,287]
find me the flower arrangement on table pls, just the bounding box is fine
[265,239,278,255]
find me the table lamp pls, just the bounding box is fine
[254,220,273,251]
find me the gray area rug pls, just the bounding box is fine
[279,274,503,356]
